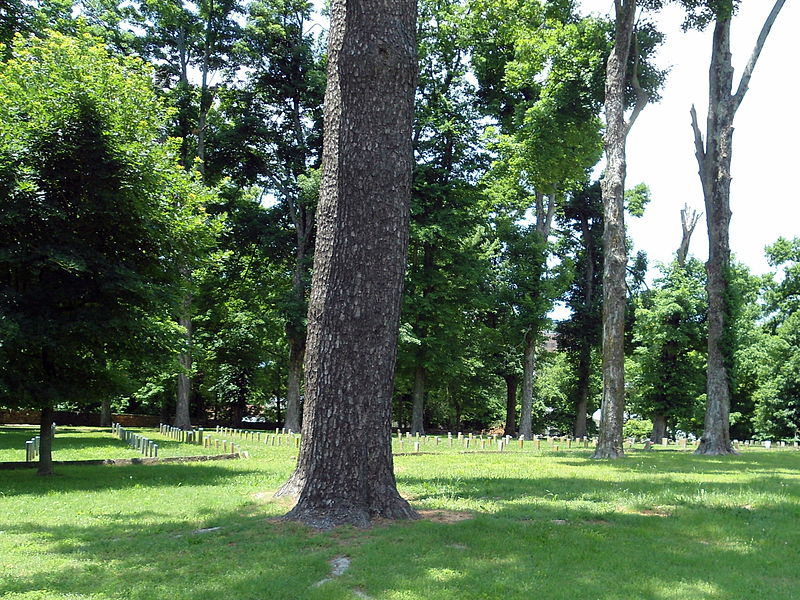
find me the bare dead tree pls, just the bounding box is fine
[690,0,785,455]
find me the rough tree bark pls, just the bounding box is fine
[276,0,419,529]
[593,0,646,459]
[691,0,785,455]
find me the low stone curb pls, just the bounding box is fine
[0,453,243,470]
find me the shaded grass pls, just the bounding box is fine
[0,430,798,600]
[0,427,145,462]
[0,426,235,463]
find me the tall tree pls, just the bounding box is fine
[685,0,786,455]
[276,0,419,528]
[558,182,604,438]
[399,0,489,435]
[630,258,707,442]
[749,238,800,441]
[0,30,214,474]
[593,0,653,459]
[208,0,325,431]
[470,0,609,438]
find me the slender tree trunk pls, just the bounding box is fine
[593,0,640,460]
[231,391,245,427]
[284,341,303,432]
[411,364,426,435]
[283,103,313,434]
[650,413,667,444]
[574,209,597,439]
[276,0,419,529]
[410,244,433,436]
[274,392,282,425]
[175,313,193,430]
[677,204,700,266]
[37,404,54,476]
[518,331,536,439]
[573,346,592,438]
[503,374,518,437]
[691,1,785,455]
[100,398,112,428]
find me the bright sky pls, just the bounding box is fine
[581,0,799,277]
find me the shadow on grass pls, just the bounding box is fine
[2,482,798,600]
[557,450,800,476]
[3,449,799,599]
[0,426,39,451]
[0,462,260,498]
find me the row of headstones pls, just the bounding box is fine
[113,423,158,457]
[24,423,56,462]
[201,436,244,454]
[739,439,798,449]
[395,431,601,452]
[213,426,300,449]
[159,424,206,445]
[158,424,247,455]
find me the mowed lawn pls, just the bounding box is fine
[0,426,233,462]
[1,429,798,600]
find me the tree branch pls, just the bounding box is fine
[732,0,786,112]
[689,104,706,170]
[625,25,649,132]
[544,192,557,239]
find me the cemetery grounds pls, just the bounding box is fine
[1,426,799,599]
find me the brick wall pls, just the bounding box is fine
[0,410,161,427]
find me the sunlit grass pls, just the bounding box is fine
[1,427,798,599]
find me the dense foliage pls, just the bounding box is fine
[0,0,795,444]
[0,30,214,414]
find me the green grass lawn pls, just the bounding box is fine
[0,426,233,463]
[1,429,798,600]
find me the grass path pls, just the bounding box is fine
[1,428,798,599]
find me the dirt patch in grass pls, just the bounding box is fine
[623,506,672,517]
[417,509,474,523]
[253,490,297,508]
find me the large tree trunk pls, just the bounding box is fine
[593,0,641,460]
[276,0,419,529]
[503,374,518,437]
[37,404,54,476]
[411,364,426,435]
[650,413,667,444]
[691,1,785,455]
[518,331,536,440]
